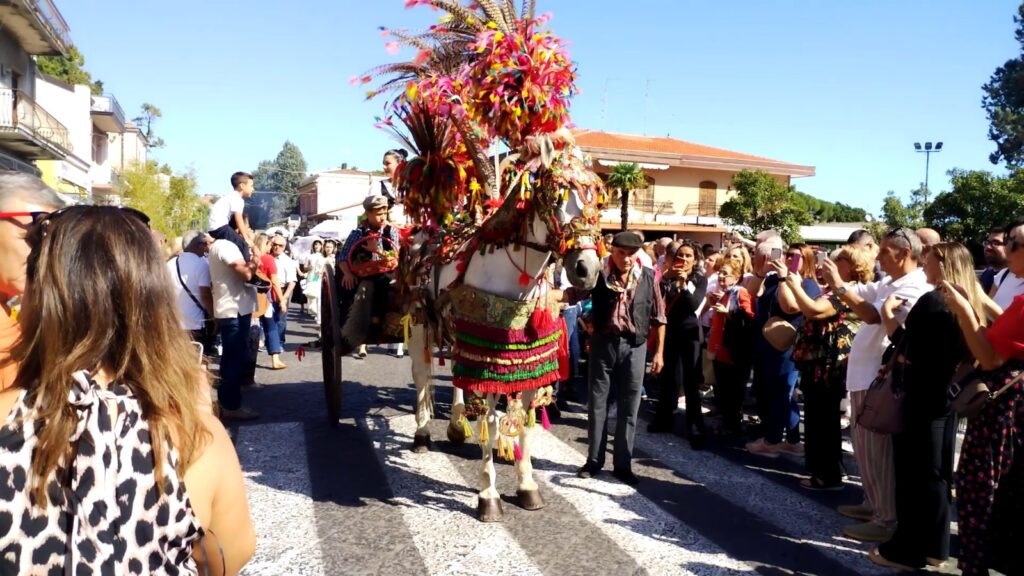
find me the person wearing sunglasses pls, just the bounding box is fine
[0,171,64,391]
[0,205,255,573]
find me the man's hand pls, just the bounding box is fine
[650,352,664,376]
[341,272,357,290]
[277,301,288,314]
[882,294,905,315]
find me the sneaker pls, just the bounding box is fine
[221,406,260,421]
[868,548,914,572]
[778,442,805,456]
[843,522,894,543]
[745,438,781,458]
[836,503,874,521]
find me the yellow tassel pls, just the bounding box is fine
[400,313,413,347]
[462,416,473,440]
[479,417,489,445]
[527,408,536,428]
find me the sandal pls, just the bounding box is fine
[800,477,844,491]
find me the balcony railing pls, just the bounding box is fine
[21,0,70,53]
[0,88,71,155]
[90,94,126,132]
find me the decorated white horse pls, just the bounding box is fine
[402,141,603,521]
[358,0,605,521]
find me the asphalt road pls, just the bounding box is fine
[227,308,964,576]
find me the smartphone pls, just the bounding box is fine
[816,250,827,266]
[707,292,721,305]
[770,247,782,261]
[788,254,802,274]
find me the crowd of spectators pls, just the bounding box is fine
[566,223,1024,575]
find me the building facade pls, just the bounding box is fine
[574,130,815,246]
[297,168,384,225]
[0,0,71,175]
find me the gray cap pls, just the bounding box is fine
[363,195,389,212]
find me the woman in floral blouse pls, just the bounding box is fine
[781,245,874,490]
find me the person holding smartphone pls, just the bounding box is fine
[747,243,821,457]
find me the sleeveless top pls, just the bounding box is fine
[0,371,202,575]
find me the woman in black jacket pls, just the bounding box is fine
[648,240,708,449]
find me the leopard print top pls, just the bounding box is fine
[0,371,202,575]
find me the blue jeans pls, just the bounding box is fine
[259,307,284,355]
[764,366,801,444]
[217,314,252,411]
[277,305,288,347]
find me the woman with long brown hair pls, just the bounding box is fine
[0,206,254,574]
[870,242,986,571]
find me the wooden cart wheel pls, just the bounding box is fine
[321,266,343,426]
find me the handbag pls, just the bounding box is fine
[762,316,797,352]
[857,337,906,434]
[948,361,1024,419]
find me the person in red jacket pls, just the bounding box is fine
[707,260,755,435]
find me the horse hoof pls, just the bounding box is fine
[446,422,467,445]
[516,489,545,511]
[476,497,504,522]
[412,434,432,453]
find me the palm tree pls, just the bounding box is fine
[606,162,647,231]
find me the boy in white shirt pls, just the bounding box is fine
[209,171,256,262]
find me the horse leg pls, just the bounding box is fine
[446,381,467,444]
[410,323,433,453]
[515,388,545,510]
[477,393,503,522]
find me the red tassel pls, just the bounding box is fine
[518,271,531,286]
[541,406,551,430]
[529,306,554,331]
[438,353,445,367]
[513,441,523,461]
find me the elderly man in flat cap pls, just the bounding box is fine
[577,231,666,486]
[337,195,402,353]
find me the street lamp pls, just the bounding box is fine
[914,141,943,204]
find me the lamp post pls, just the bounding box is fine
[913,141,943,204]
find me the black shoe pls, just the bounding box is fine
[612,468,640,486]
[577,463,602,479]
[689,433,707,451]
[305,339,322,349]
[647,421,673,434]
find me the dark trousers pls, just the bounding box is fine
[277,305,288,347]
[586,333,646,472]
[209,224,250,262]
[713,359,750,431]
[558,304,581,400]
[879,413,956,567]
[761,366,800,444]
[217,313,252,411]
[801,370,845,484]
[654,328,704,435]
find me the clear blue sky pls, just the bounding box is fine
[59,0,1020,215]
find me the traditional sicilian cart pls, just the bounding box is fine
[322,0,606,522]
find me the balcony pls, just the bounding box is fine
[0,0,70,55]
[90,94,125,133]
[0,88,70,160]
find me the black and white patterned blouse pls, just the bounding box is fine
[0,371,203,575]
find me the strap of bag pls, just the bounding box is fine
[991,367,1024,401]
[175,256,211,320]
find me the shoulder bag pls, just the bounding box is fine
[948,360,1024,419]
[175,257,217,345]
[857,336,906,434]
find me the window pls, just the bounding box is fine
[698,181,718,217]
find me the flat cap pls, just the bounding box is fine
[363,195,389,211]
[612,231,643,251]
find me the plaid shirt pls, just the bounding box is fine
[338,223,400,266]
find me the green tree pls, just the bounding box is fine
[878,186,928,230]
[605,162,647,231]
[252,160,276,191]
[248,142,308,223]
[719,170,811,243]
[117,161,207,238]
[273,141,307,213]
[982,2,1024,167]
[36,45,104,95]
[924,169,1024,246]
[132,103,166,148]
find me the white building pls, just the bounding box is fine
[297,168,385,226]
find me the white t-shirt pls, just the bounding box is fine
[845,268,932,392]
[167,253,211,331]
[992,269,1024,312]
[275,253,298,288]
[208,190,245,230]
[208,240,256,319]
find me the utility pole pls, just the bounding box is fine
[913,141,943,205]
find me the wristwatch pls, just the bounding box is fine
[836,285,848,297]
